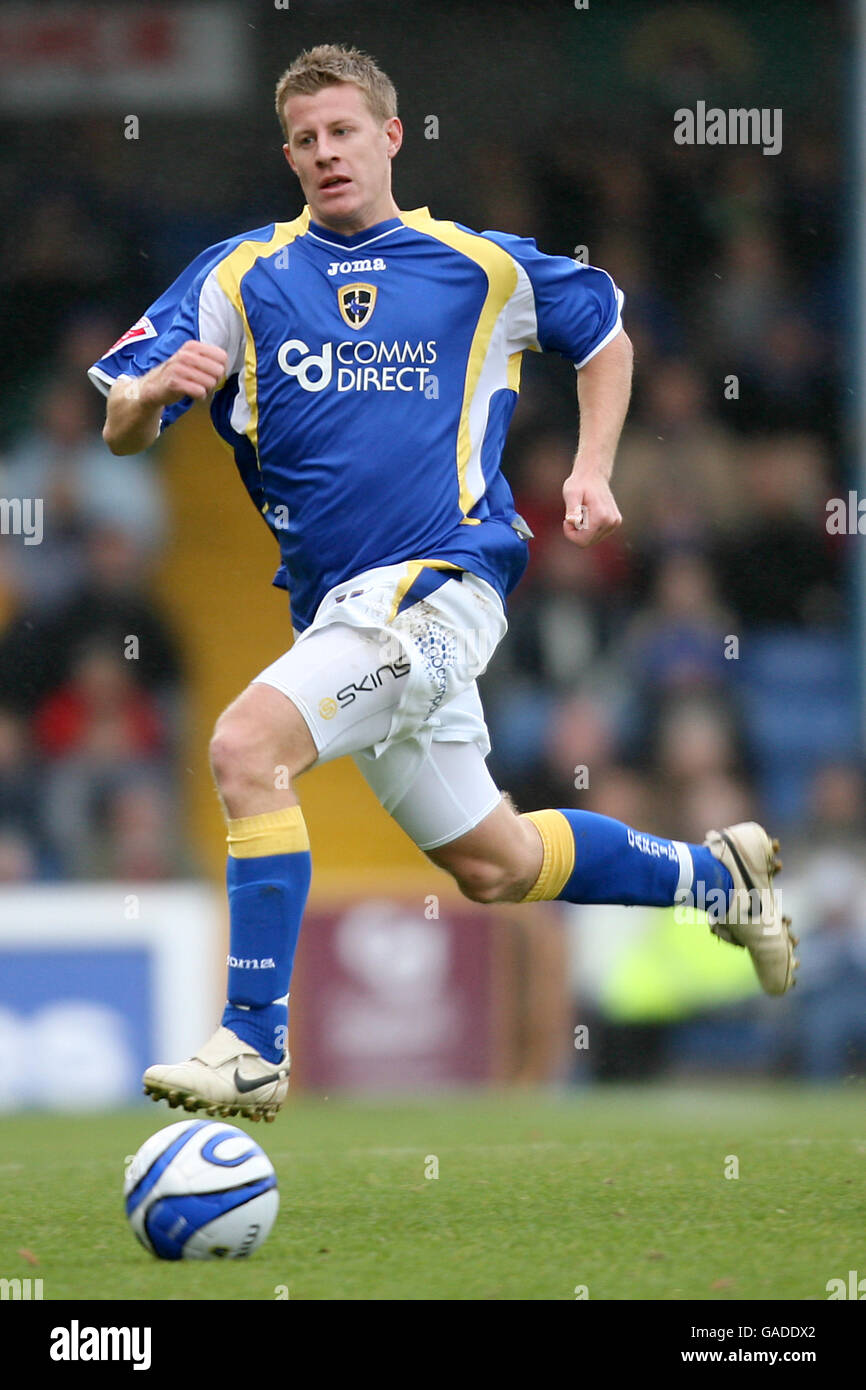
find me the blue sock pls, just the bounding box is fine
[522,809,733,909]
[220,808,312,1063]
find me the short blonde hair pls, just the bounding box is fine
[275,44,398,141]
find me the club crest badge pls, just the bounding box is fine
[338,283,377,329]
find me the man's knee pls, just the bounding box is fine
[451,857,533,905]
[209,686,315,795]
[430,801,543,904]
[209,717,260,792]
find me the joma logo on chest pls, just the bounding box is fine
[327,257,387,275]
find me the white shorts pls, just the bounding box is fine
[252,560,507,850]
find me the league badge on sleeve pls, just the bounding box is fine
[103,316,158,357]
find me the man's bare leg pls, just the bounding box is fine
[428,796,797,996]
[143,683,318,1119]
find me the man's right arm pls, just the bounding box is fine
[103,340,228,456]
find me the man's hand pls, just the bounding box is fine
[563,471,622,547]
[104,340,228,455]
[136,340,229,407]
[561,328,632,547]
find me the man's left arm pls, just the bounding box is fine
[563,328,633,548]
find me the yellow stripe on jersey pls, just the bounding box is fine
[386,559,462,624]
[216,210,311,463]
[399,210,519,520]
[507,348,523,391]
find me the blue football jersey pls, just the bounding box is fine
[89,206,624,631]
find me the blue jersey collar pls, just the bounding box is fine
[305,207,429,246]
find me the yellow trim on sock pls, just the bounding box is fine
[520,810,575,902]
[227,805,310,858]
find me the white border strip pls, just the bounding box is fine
[0,884,222,1063]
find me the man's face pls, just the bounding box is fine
[282,83,402,232]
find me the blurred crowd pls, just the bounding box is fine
[0,10,862,1077]
[0,350,188,883]
[476,118,863,1080]
[482,125,854,833]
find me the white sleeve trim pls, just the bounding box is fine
[87,364,124,396]
[573,280,625,369]
[573,312,624,370]
[575,278,622,369]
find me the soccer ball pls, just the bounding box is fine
[124,1119,279,1260]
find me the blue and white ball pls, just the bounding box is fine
[124,1120,279,1260]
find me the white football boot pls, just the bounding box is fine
[703,821,799,996]
[143,1025,290,1122]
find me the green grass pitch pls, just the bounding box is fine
[1,1084,863,1300]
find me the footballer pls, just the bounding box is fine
[89,45,797,1120]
